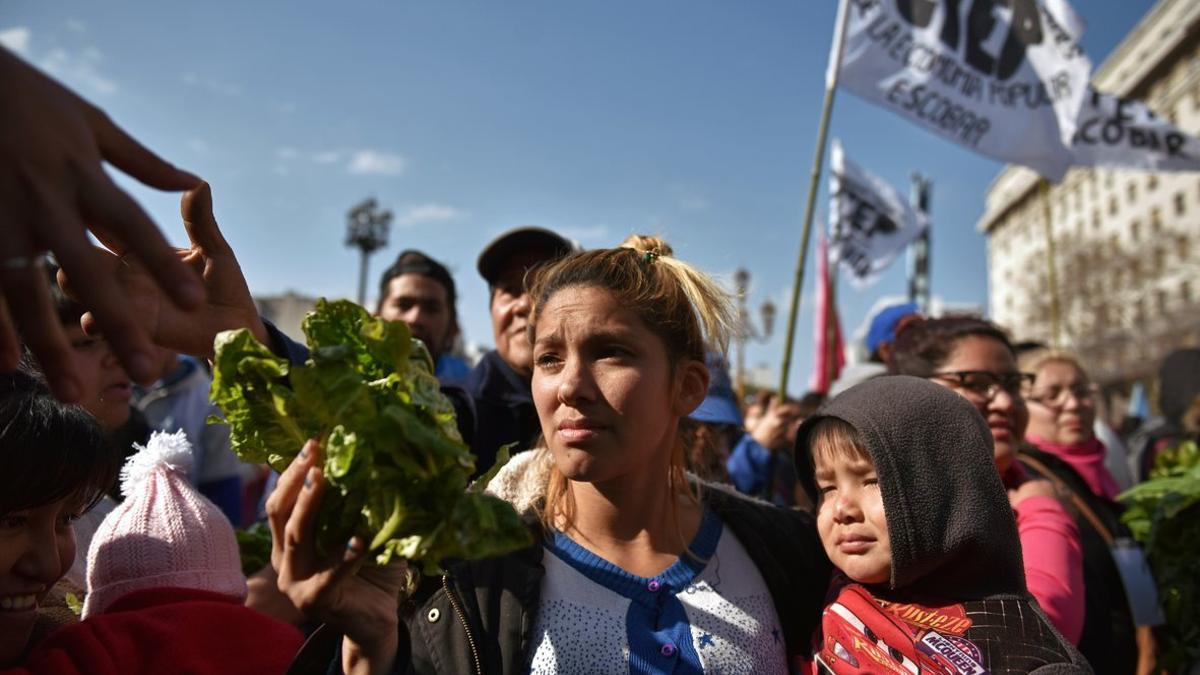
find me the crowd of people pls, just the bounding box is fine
[1,43,1195,674]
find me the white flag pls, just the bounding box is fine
[1070,87,1200,171]
[829,140,927,289]
[835,0,1091,181]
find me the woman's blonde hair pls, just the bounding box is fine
[526,234,735,535]
[1018,349,1088,383]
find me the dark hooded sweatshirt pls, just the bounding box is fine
[795,376,1091,674]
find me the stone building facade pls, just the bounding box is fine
[977,0,1200,401]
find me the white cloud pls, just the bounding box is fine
[396,204,464,227]
[276,146,300,161]
[40,46,117,95]
[65,19,87,34]
[0,26,31,55]
[347,150,406,176]
[312,150,341,164]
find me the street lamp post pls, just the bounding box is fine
[734,267,776,402]
[345,198,393,307]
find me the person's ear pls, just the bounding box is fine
[673,358,710,417]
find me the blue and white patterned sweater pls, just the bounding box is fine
[526,510,787,674]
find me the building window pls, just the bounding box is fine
[1148,174,1159,191]
[1175,191,1187,216]
[1105,171,1114,189]
[1181,236,1191,262]
[1131,220,1141,242]
[1092,210,1101,231]
[1151,206,1163,231]
[1131,259,1142,283]
[1127,181,1138,204]
[1184,280,1193,304]
[1109,196,1119,215]
[1156,290,1168,315]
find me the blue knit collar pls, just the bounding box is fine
[547,508,722,608]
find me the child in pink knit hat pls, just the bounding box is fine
[15,431,303,674]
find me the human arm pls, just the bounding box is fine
[1010,484,1086,644]
[0,47,206,400]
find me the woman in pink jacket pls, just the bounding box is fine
[889,316,1086,644]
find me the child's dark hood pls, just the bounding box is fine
[795,375,1026,599]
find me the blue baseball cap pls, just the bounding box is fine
[865,302,919,357]
[689,352,743,426]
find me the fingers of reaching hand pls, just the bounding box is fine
[86,106,200,192]
[181,182,233,255]
[77,167,204,313]
[0,212,81,400]
[46,227,164,387]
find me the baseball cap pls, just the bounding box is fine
[476,227,575,286]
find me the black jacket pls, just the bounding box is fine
[1020,445,1138,675]
[291,484,830,675]
[459,350,541,474]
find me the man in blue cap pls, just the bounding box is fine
[830,301,919,397]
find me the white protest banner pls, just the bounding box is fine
[1070,87,1200,171]
[836,0,1091,181]
[829,140,928,288]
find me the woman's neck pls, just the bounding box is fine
[560,464,703,579]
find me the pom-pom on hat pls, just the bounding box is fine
[83,430,246,618]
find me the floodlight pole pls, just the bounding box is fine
[345,198,393,307]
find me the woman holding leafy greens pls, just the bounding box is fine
[270,236,830,673]
[74,186,829,674]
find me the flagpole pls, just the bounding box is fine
[1038,178,1063,349]
[777,0,851,401]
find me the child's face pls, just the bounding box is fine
[66,326,132,432]
[814,448,892,585]
[0,498,80,664]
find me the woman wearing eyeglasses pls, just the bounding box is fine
[1019,351,1154,675]
[888,316,1086,646]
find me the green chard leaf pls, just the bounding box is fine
[211,299,531,572]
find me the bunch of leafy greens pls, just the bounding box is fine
[1120,439,1200,671]
[211,299,530,573]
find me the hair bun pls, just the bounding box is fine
[619,234,674,258]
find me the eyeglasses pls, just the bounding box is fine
[927,370,1035,402]
[1024,383,1099,409]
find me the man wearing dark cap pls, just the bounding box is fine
[376,249,469,381]
[466,226,575,465]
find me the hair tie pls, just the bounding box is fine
[642,249,660,264]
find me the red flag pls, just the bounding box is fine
[811,231,845,394]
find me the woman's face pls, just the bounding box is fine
[1026,360,1096,446]
[934,335,1029,473]
[531,285,707,485]
[0,498,79,664]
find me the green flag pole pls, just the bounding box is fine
[778,0,851,400]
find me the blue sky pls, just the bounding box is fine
[3,1,1153,395]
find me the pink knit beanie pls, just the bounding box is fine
[83,430,247,618]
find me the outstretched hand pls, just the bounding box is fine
[60,182,267,359]
[0,47,205,399]
[268,440,408,675]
